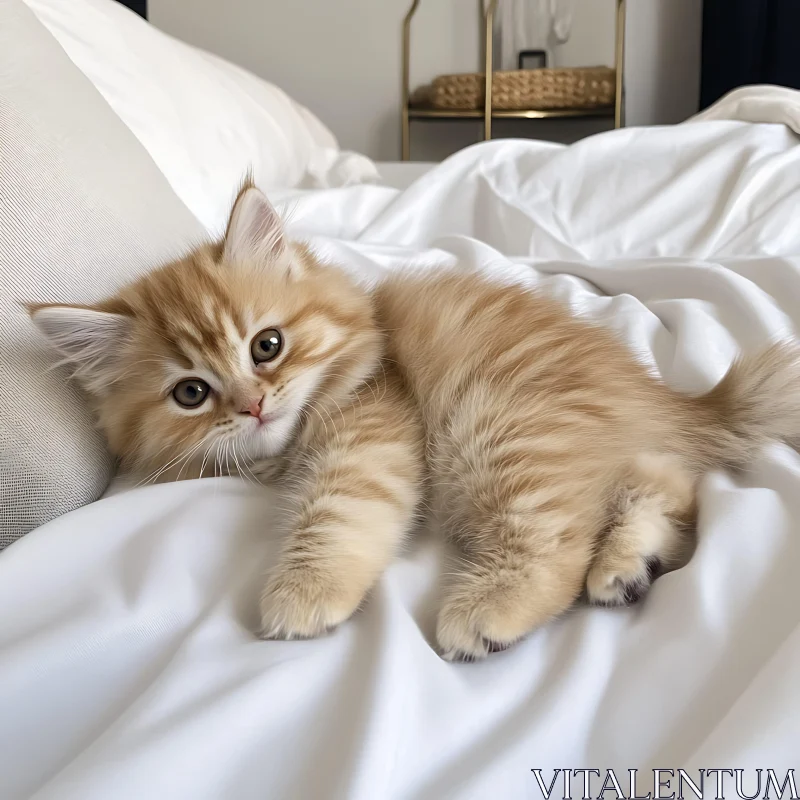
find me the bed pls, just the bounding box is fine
[2,1,800,797]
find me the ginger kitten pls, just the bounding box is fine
[31,184,800,660]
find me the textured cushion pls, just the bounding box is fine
[0,0,205,547]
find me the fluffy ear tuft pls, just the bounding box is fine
[223,183,287,267]
[29,305,134,394]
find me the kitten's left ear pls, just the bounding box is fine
[28,304,134,395]
[223,184,288,267]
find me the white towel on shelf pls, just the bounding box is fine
[550,0,575,44]
[487,0,575,70]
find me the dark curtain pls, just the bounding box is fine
[116,0,147,19]
[700,0,800,109]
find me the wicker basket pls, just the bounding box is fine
[421,66,615,111]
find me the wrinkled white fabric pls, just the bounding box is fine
[690,84,800,137]
[2,102,800,799]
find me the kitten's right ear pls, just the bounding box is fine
[223,183,286,266]
[29,304,134,394]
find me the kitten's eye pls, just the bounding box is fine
[172,379,210,408]
[251,328,283,364]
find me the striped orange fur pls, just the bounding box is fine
[31,184,800,660]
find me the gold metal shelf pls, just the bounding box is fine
[408,106,615,120]
[401,0,627,160]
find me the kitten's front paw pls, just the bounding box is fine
[436,579,531,662]
[259,566,362,640]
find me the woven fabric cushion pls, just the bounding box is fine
[0,0,205,547]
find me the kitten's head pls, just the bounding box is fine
[30,183,382,481]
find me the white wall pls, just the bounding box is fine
[625,0,703,128]
[151,0,702,161]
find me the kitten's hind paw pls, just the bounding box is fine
[585,556,661,607]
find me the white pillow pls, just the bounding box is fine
[23,0,378,233]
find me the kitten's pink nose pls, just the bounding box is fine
[242,396,264,418]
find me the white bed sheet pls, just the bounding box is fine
[2,90,800,799]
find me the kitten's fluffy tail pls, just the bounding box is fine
[685,343,800,469]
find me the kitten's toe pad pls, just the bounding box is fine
[586,556,660,607]
[442,637,514,663]
[259,568,361,640]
